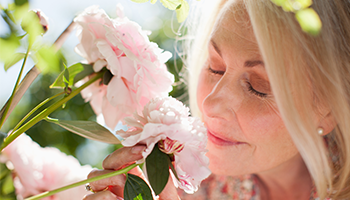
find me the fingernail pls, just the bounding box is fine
[131,146,146,154]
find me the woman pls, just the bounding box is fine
[83,0,350,199]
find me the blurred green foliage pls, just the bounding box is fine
[270,0,322,35]
[0,163,15,200]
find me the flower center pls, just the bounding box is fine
[158,138,184,154]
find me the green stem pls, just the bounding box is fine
[11,92,65,133]
[24,163,139,200]
[0,45,30,129]
[0,72,103,151]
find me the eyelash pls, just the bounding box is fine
[246,81,267,98]
[208,66,267,98]
[208,67,225,75]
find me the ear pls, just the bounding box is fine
[318,111,337,136]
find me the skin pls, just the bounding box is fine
[84,3,326,200]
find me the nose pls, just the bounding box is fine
[202,74,243,121]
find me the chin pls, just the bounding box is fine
[206,141,253,176]
[207,150,241,176]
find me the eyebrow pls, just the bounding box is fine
[210,39,264,68]
[244,60,264,68]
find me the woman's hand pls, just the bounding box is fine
[83,145,180,200]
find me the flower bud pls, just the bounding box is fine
[158,138,185,154]
[32,9,49,34]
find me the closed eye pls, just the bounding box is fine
[208,67,225,75]
[246,80,267,98]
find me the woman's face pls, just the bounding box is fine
[197,7,300,176]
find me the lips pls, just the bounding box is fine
[207,129,244,146]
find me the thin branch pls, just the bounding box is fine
[53,21,76,51]
[0,66,40,127]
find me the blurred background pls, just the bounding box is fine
[0,0,187,188]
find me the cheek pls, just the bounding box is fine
[237,97,292,146]
[238,99,281,138]
[237,100,299,169]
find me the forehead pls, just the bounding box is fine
[210,2,260,58]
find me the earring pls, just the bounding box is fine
[317,127,324,135]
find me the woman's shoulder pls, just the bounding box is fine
[177,174,260,200]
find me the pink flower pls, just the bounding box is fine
[117,97,211,193]
[2,134,92,200]
[74,5,174,130]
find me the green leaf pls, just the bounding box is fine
[0,35,20,63]
[0,132,7,149]
[0,164,9,180]
[130,0,150,3]
[7,3,17,11]
[124,174,153,200]
[270,0,312,12]
[2,8,18,31]
[270,0,288,6]
[0,197,15,200]
[50,63,94,89]
[73,63,94,83]
[63,65,70,88]
[3,53,25,71]
[133,194,144,200]
[34,46,61,74]
[13,3,29,21]
[295,0,312,9]
[2,173,14,195]
[103,70,113,85]
[284,0,312,11]
[176,0,189,23]
[168,155,179,181]
[14,0,28,6]
[295,8,322,35]
[46,118,121,144]
[160,0,182,10]
[145,144,170,195]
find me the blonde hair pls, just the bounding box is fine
[186,0,350,199]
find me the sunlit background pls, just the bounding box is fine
[0,0,186,172]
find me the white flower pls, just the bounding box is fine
[117,97,211,193]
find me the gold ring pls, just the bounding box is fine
[85,183,109,193]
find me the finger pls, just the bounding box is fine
[159,175,180,200]
[128,166,146,180]
[103,145,146,170]
[83,190,121,200]
[88,169,126,193]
